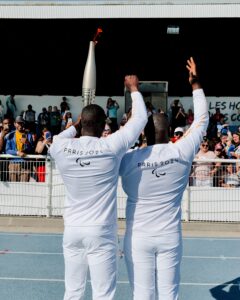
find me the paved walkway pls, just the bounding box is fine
[0,216,240,237]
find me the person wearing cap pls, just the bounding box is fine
[119,57,209,300]
[50,75,147,300]
[5,116,35,181]
[171,127,184,143]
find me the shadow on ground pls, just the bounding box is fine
[210,277,240,300]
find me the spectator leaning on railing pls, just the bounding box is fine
[34,127,52,182]
[5,116,35,182]
[193,138,217,187]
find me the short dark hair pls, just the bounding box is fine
[81,104,106,130]
[144,113,170,145]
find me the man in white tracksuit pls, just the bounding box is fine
[50,75,147,300]
[119,58,209,300]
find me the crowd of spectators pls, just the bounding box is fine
[189,106,240,188]
[119,100,240,188]
[0,95,240,186]
[0,96,72,182]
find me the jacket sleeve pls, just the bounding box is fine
[175,89,209,161]
[53,125,76,140]
[50,125,77,159]
[5,133,17,155]
[106,91,148,157]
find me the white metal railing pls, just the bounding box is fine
[0,155,240,222]
[188,158,240,222]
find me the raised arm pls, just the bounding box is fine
[107,75,148,155]
[51,113,82,143]
[176,57,209,159]
[186,57,208,124]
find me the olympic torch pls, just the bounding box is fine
[82,28,103,107]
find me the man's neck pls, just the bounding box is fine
[81,130,101,138]
[155,133,169,144]
[156,140,169,144]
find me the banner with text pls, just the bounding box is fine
[208,98,240,125]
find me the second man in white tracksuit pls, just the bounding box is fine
[120,58,209,300]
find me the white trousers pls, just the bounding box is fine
[63,225,117,300]
[124,231,182,300]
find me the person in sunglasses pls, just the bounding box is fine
[171,127,184,143]
[193,137,217,186]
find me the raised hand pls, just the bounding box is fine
[124,75,139,93]
[186,57,200,86]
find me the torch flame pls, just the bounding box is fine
[93,27,103,44]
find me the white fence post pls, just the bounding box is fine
[45,157,53,217]
[186,184,190,222]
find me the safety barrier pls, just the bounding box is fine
[0,155,239,222]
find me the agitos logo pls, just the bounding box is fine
[76,158,91,167]
[152,169,166,178]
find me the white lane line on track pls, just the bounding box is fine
[0,251,62,255]
[183,255,240,259]
[1,251,240,260]
[184,237,240,241]
[0,277,64,282]
[0,233,62,237]
[0,233,240,241]
[0,277,238,287]
[180,282,240,286]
